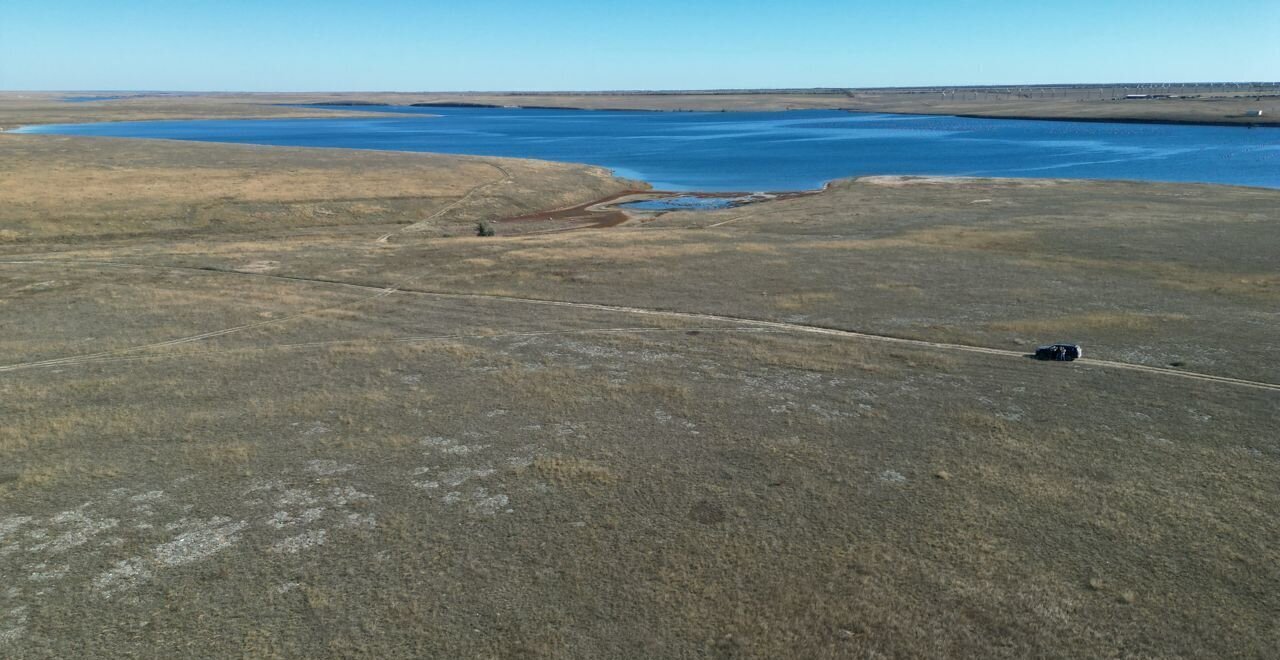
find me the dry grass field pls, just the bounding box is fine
[0,133,636,241]
[415,88,1280,126]
[0,92,378,131]
[1,107,1278,657]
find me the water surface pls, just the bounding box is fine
[60,95,131,103]
[620,196,743,211]
[21,107,1279,191]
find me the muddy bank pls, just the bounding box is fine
[497,190,645,233]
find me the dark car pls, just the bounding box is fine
[1035,343,1082,361]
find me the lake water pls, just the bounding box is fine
[60,95,131,103]
[621,195,743,211]
[20,106,1279,191]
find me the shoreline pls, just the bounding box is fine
[304,101,1280,128]
[947,111,1276,129]
[9,124,1279,195]
[6,87,1279,130]
[8,129,1279,195]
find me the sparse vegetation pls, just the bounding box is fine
[1,111,1277,658]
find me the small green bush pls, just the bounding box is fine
[475,221,496,237]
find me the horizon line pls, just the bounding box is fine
[4,82,1280,95]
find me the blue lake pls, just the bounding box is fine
[60,95,131,103]
[19,106,1279,191]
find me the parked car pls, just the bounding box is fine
[1035,343,1082,361]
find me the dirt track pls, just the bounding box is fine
[3,258,1277,395]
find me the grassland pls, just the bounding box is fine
[400,86,1280,126]
[1,100,1278,658]
[0,92,380,131]
[0,133,636,242]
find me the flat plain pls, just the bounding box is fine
[395,86,1280,126]
[5,84,1279,130]
[1,95,1278,658]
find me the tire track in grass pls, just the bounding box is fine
[2,258,1278,393]
[0,327,776,369]
[0,260,414,372]
[375,162,512,243]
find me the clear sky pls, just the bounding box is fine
[2,0,1277,91]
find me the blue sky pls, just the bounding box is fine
[2,0,1277,91]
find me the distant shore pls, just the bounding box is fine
[4,87,1277,129]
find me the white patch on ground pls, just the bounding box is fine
[506,455,535,469]
[266,507,325,530]
[164,517,202,532]
[344,513,377,529]
[26,562,69,581]
[270,530,327,554]
[129,490,165,503]
[422,436,487,456]
[0,606,29,645]
[1186,409,1213,423]
[15,279,62,291]
[880,470,907,483]
[409,431,547,516]
[277,489,320,508]
[249,481,376,550]
[234,260,280,274]
[245,478,286,494]
[31,509,118,553]
[3,467,390,609]
[305,459,355,476]
[275,582,301,594]
[326,486,374,507]
[443,488,510,515]
[469,490,510,516]
[807,403,852,421]
[301,422,331,436]
[0,446,560,619]
[553,422,584,437]
[0,516,32,546]
[93,558,153,598]
[154,518,249,567]
[94,515,252,596]
[439,467,496,487]
[553,338,677,364]
[653,409,673,423]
